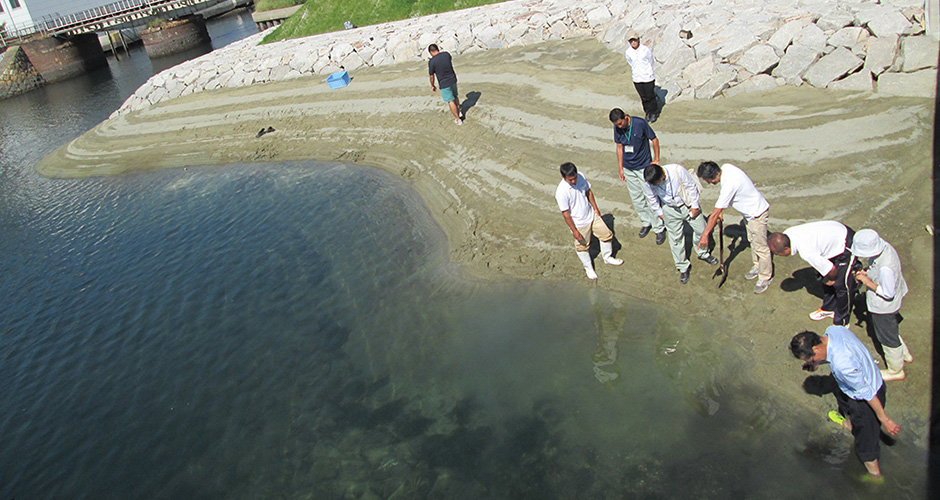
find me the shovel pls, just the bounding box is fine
[712,220,728,287]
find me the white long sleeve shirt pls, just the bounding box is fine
[644,164,699,216]
[624,44,655,83]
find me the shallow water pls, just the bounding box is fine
[0,161,927,499]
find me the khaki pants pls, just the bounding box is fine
[747,209,772,281]
[575,212,614,252]
[662,204,709,272]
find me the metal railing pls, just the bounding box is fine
[1,0,214,46]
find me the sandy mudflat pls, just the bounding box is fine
[39,37,934,447]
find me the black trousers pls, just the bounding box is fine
[633,80,658,116]
[822,228,856,326]
[834,382,886,463]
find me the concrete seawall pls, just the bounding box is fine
[113,0,938,118]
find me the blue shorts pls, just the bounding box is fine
[440,84,458,103]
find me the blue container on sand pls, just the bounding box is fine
[327,70,350,89]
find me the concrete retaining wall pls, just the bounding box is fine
[113,0,939,118]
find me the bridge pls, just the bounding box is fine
[1,0,237,46]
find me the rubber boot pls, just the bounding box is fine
[899,335,913,363]
[577,251,598,280]
[881,346,906,381]
[600,240,623,266]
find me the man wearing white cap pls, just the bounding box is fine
[624,31,659,123]
[851,229,912,381]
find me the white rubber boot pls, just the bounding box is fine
[880,346,906,381]
[600,240,623,266]
[577,251,598,280]
[899,335,913,363]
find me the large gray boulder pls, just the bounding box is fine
[773,45,820,82]
[829,70,873,91]
[696,64,737,98]
[816,9,857,31]
[803,47,864,88]
[864,35,899,76]
[737,44,780,74]
[683,54,716,88]
[900,35,940,72]
[828,27,870,52]
[793,23,829,54]
[877,69,937,97]
[768,17,813,52]
[859,6,917,37]
[658,43,697,83]
[724,74,778,97]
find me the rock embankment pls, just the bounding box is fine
[113,0,937,117]
[0,46,44,100]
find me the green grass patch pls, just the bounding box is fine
[254,0,305,12]
[262,0,507,43]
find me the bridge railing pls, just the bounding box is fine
[1,0,202,47]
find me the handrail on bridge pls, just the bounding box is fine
[1,0,204,47]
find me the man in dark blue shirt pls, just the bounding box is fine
[428,44,464,125]
[609,108,664,243]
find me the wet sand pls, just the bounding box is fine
[39,37,934,450]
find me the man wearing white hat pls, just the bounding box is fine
[850,229,912,381]
[624,31,659,123]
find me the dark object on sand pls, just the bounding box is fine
[256,126,275,137]
[712,220,728,287]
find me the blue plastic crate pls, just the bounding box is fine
[327,70,350,89]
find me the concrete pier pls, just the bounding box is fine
[140,15,211,58]
[18,33,108,84]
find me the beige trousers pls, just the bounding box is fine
[747,209,772,281]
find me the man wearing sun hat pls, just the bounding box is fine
[624,31,659,123]
[850,229,911,381]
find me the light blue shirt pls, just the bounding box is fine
[824,325,882,401]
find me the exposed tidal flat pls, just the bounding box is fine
[32,31,935,496]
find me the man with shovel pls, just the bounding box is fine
[697,161,773,294]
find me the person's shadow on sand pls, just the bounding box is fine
[460,91,481,118]
[780,267,826,299]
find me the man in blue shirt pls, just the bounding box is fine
[790,327,901,481]
[428,44,464,125]
[609,108,664,244]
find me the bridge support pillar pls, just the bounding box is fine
[141,15,211,58]
[19,33,108,84]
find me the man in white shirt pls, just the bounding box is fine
[555,162,623,279]
[624,31,659,123]
[642,163,718,284]
[790,327,900,481]
[697,161,773,294]
[768,221,857,325]
[850,229,912,381]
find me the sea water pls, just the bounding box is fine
[0,161,926,499]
